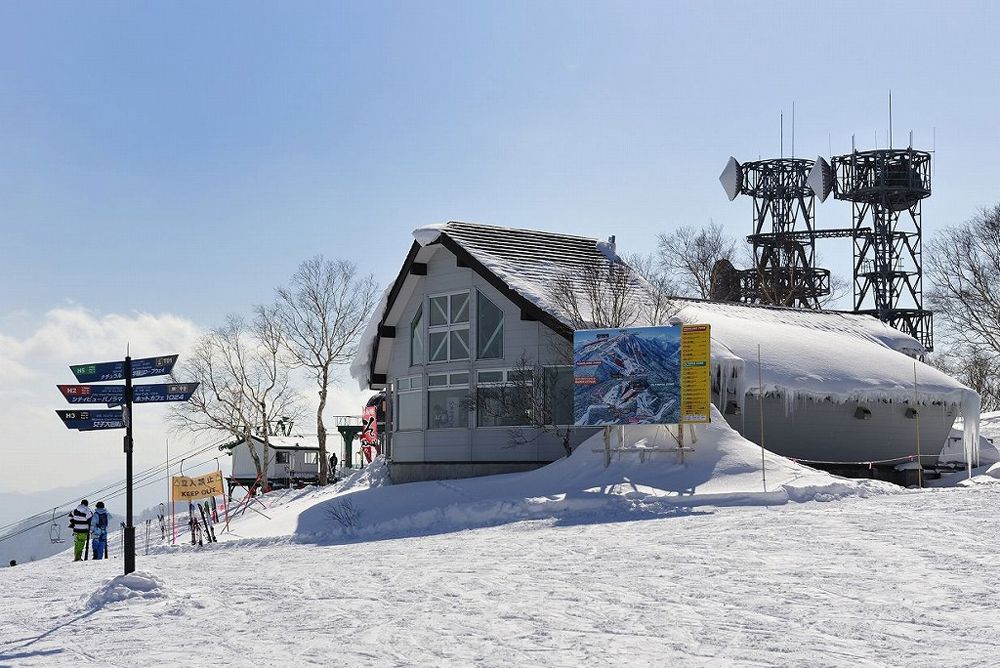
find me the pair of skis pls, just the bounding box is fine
[188,502,217,546]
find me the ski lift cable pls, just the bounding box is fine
[0,436,230,539]
[0,438,223,536]
[0,449,225,546]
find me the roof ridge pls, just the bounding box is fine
[444,220,601,242]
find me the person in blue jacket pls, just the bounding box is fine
[91,501,111,560]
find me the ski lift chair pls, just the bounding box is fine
[49,509,65,543]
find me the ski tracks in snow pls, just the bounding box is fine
[0,487,998,666]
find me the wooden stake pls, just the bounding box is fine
[758,344,766,493]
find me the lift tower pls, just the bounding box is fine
[809,148,933,350]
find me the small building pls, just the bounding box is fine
[220,435,322,495]
[352,221,980,484]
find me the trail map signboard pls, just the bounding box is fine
[572,324,711,427]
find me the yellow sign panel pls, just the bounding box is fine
[680,324,711,423]
[171,471,225,501]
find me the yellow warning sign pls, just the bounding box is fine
[680,324,711,423]
[171,471,225,501]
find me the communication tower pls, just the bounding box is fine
[809,147,934,350]
[719,156,831,308]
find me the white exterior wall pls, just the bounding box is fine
[387,245,598,466]
[229,442,321,480]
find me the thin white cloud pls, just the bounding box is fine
[0,306,374,499]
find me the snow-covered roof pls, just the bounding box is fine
[220,435,321,452]
[350,221,977,412]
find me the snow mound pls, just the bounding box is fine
[336,455,391,493]
[288,406,898,544]
[77,571,168,611]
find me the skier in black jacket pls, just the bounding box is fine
[69,500,93,561]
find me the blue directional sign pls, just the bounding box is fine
[56,409,125,431]
[132,382,199,404]
[70,355,178,383]
[58,384,126,404]
[58,382,199,405]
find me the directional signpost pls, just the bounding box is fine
[58,383,199,405]
[55,409,126,431]
[70,355,178,383]
[56,353,198,576]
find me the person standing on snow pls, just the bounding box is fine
[329,452,338,482]
[68,500,93,561]
[91,501,111,560]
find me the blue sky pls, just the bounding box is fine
[2,0,999,490]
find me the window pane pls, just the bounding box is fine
[450,329,470,360]
[429,296,449,326]
[477,370,503,384]
[428,374,448,387]
[398,392,422,430]
[451,293,470,323]
[544,367,574,426]
[449,372,469,385]
[477,291,504,359]
[476,385,531,427]
[428,389,469,429]
[509,368,533,383]
[410,307,424,365]
[429,331,448,362]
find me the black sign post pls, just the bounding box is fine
[124,356,135,575]
[57,353,197,576]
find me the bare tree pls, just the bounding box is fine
[656,222,738,299]
[274,257,378,485]
[929,346,1000,412]
[465,353,577,457]
[549,254,675,330]
[927,205,1000,353]
[625,252,680,325]
[169,310,303,492]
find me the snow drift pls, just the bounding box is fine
[274,406,900,545]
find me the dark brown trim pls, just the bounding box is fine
[366,230,574,389]
[437,235,573,340]
[378,325,396,338]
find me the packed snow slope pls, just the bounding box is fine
[2,479,999,666]
[214,406,900,546]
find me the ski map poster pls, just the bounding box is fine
[572,324,711,427]
[680,324,711,424]
[171,471,225,501]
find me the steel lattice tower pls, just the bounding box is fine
[719,157,831,308]
[811,149,933,350]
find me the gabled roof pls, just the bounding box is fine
[351,221,635,389]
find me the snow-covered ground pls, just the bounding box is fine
[2,412,999,666]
